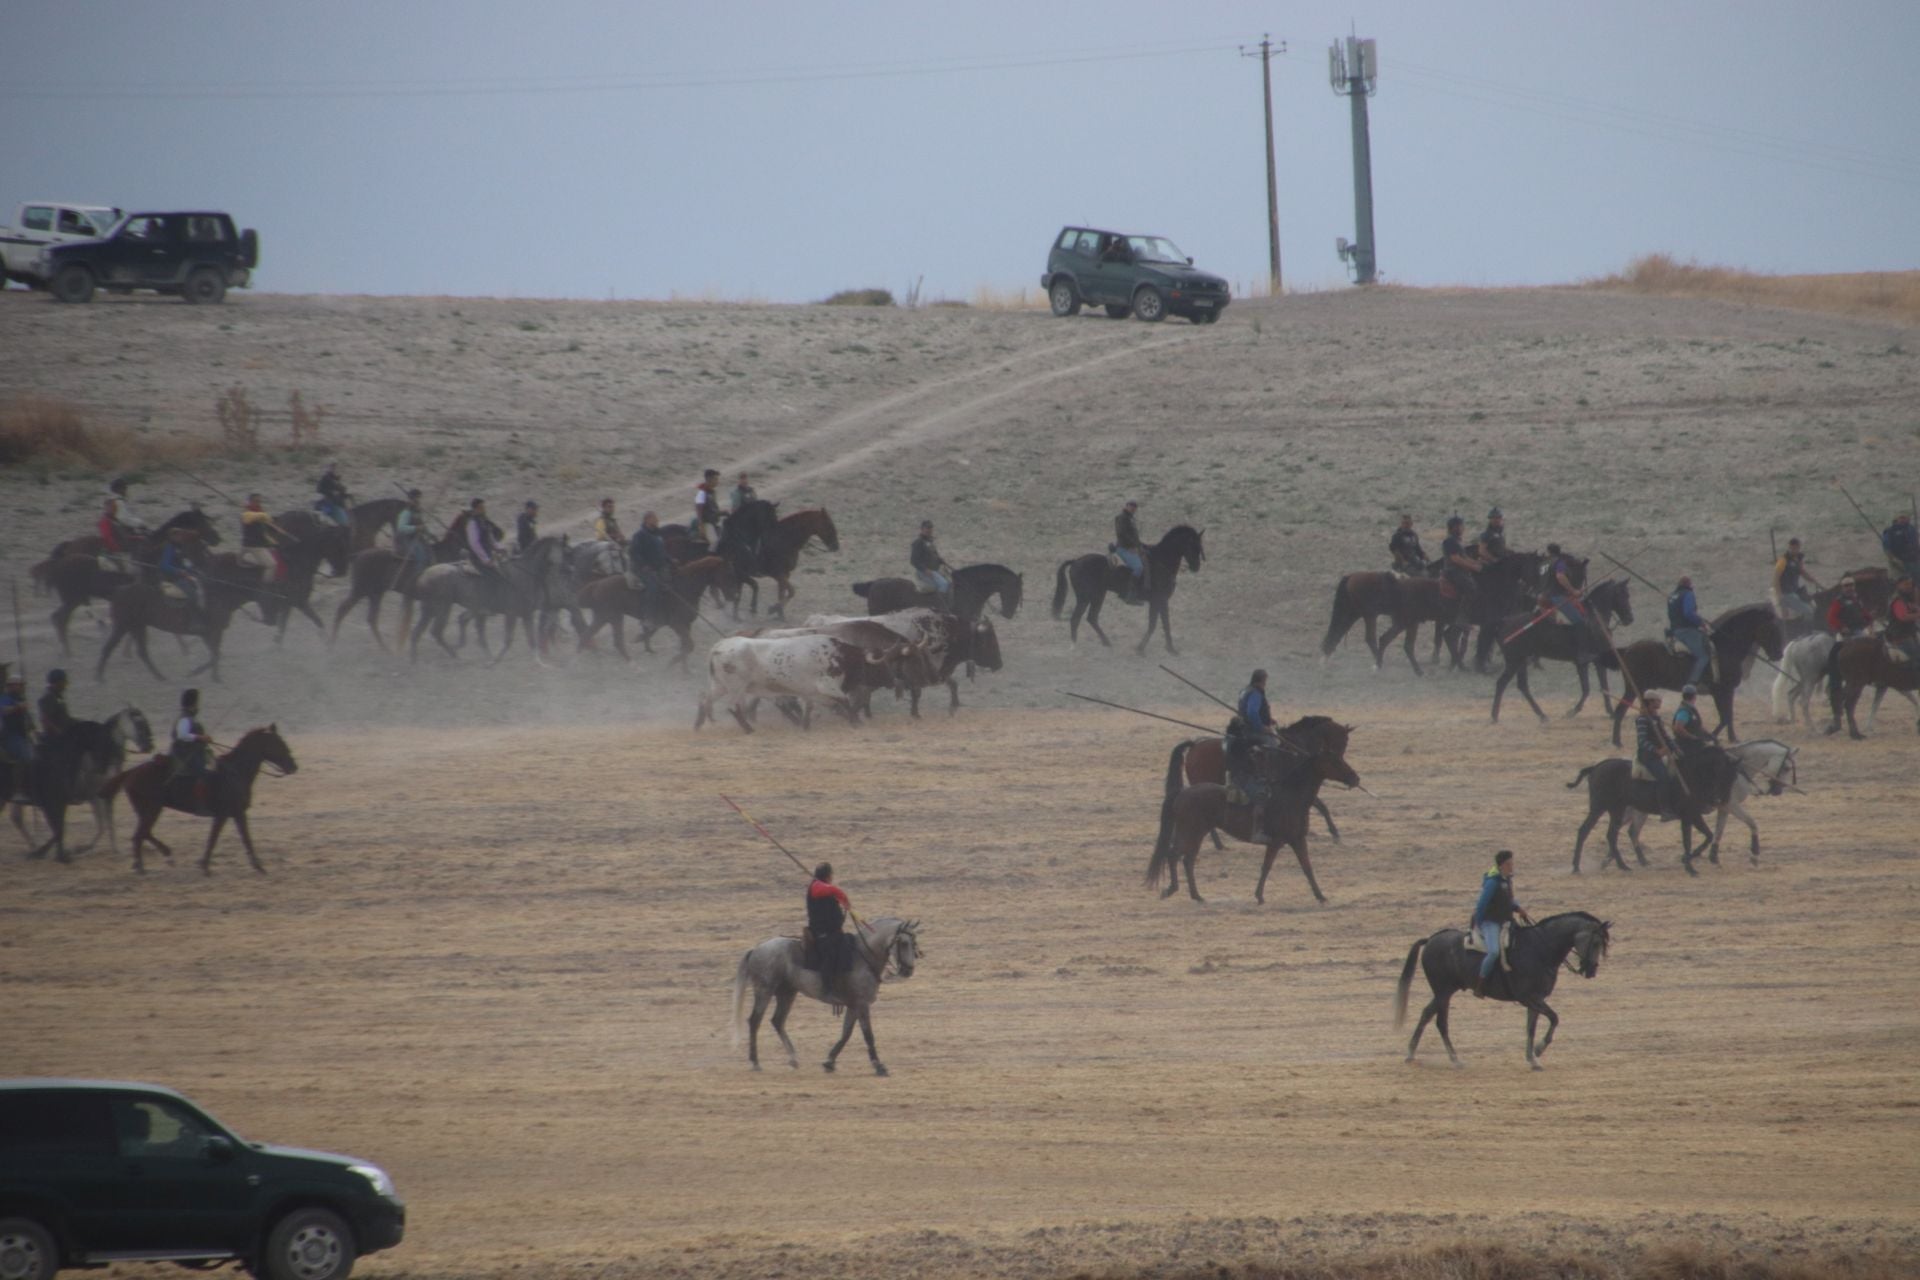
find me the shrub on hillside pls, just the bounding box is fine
[821,288,895,307]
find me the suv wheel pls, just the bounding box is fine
[1047,279,1081,317]
[263,1208,355,1280]
[183,267,227,305]
[1103,304,1130,320]
[0,1216,59,1280]
[50,264,96,304]
[1131,286,1166,323]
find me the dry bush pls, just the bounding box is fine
[288,390,326,448]
[216,385,261,453]
[1084,1240,1912,1280]
[1593,253,1920,326]
[971,283,1045,310]
[821,287,896,307]
[0,396,219,469]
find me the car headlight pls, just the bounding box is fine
[349,1163,397,1198]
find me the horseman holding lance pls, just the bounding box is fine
[1113,501,1150,602]
[1883,513,1920,581]
[1544,542,1595,665]
[1632,691,1681,819]
[107,477,151,535]
[394,489,432,576]
[466,498,504,581]
[910,520,953,604]
[1476,507,1508,562]
[805,862,857,996]
[170,688,215,810]
[314,463,352,527]
[1667,574,1712,687]
[1,672,36,770]
[1886,577,1920,666]
[1388,514,1427,575]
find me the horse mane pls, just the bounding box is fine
[955,562,1013,577]
[1533,910,1605,929]
[1281,713,1336,734]
[1712,601,1774,628]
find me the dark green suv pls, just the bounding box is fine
[1042,226,1230,324]
[0,1080,403,1280]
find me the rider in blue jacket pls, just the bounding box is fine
[1667,574,1710,686]
[1470,850,1533,997]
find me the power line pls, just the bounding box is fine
[0,42,1242,102]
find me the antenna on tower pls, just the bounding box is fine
[1330,35,1379,285]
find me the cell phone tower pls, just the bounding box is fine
[1330,35,1379,285]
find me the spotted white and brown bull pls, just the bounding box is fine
[694,633,915,733]
[803,607,1003,717]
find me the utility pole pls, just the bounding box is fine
[1241,35,1286,295]
[1330,34,1379,285]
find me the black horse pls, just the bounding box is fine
[1394,911,1612,1070]
[1490,578,1635,722]
[852,563,1023,621]
[1565,751,1730,875]
[14,711,152,863]
[1052,525,1205,654]
[1374,550,1547,675]
[1604,603,1784,745]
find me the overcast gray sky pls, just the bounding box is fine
[6,1,1916,301]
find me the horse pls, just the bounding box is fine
[1605,603,1785,745]
[409,535,571,663]
[731,916,921,1076]
[1489,578,1635,722]
[1394,911,1612,1070]
[36,505,223,569]
[1564,746,1738,876]
[1584,738,1798,873]
[1052,524,1205,654]
[1147,717,1360,905]
[852,563,1024,621]
[328,521,467,652]
[1320,570,1432,669]
[1825,636,1920,739]
[94,557,265,683]
[575,557,736,669]
[1361,575,1466,675]
[10,707,153,863]
[706,498,781,615]
[1782,567,1893,641]
[40,520,221,655]
[1157,735,1342,850]
[245,510,354,641]
[99,725,297,874]
[347,497,409,553]
[751,508,839,620]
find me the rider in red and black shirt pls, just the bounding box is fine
[806,862,853,985]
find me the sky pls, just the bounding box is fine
[5,1,1916,301]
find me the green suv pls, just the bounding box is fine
[0,1080,403,1280]
[1042,226,1230,324]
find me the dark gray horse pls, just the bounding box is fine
[852,563,1024,622]
[408,535,571,663]
[1489,578,1634,722]
[11,707,153,862]
[1051,525,1204,654]
[1394,911,1612,1070]
[731,916,920,1076]
[1568,739,1793,874]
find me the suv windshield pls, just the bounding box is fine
[1125,236,1187,265]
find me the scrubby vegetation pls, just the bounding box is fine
[821,287,895,307]
[1593,254,1920,326]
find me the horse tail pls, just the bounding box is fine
[1051,559,1073,620]
[1148,740,1195,888]
[851,581,873,599]
[1393,937,1427,1029]
[730,947,753,1047]
[1566,764,1598,791]
[1321,575,1357,656]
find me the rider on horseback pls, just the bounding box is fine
[1389,514,1427,575]
[239,493,287,583]
[1667,575,1712,686]
[626,512,669,613]
[314,463,352,527]
[1440,516,1481,625]
[911,520,953,605]
[0,672,36,768]
[1672,685,1713,756]
[466,498,504,580]
[1771,537,1814,622]
[805,861,855,994]
[157,527,206,624]
[1887,576,1920,665]
[1113,501,1149,603]
[107,477,150,535]
[1470,850,1533,997]
[593,498,624,547]
[1826,575,1873,638]
[36,669,73,746]
[1545,543,1595,665]
[1477,507,1507,561]
[1226,670,1280,831]
[728,472,757,514]
[692,469,723,547]
[171,688,214,810]
[1882,513,1920,580]
[395,489,432,574]
[97,497,133,573]
[515,500,540,553]
[1633,692,1680,819]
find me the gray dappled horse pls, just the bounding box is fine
[408,535,570,663]
[1569,739,1798,874]
[1394,911,1612,1071]
[731,916,920,1076]
[11,707,153,862]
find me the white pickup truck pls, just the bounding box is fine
[0,201,122,287]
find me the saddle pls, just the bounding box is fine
[1462,921,1513,971]
[1886,640,1912,665]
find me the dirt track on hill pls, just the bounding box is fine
[1,285,1916,1276]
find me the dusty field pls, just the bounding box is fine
[2,285,1917,1276]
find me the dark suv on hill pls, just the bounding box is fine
[38,211,258,304]
[1042,226,1230,323]
[0,1080,403,1280]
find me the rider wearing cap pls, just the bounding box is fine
[1388,514,1427,575]
[1667,574,1711,686]
[805,861,856,991]
[1113,500,1148,602]
[1883,513,1920,580]
[1771,537,1814,622]
[314,463,352,527]
[171,688,214,808]
[692,469,723,546]
[1545,542,1595,664]
[1633,691,1681,817]
[1476,507,1507,562]
[1826,575,1873,639]
[593,498,624,548]
[1671,684,1712,755]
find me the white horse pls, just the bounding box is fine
[1773,632,1919,727]
[1625,738,1798,867]
[566,538,625,580]
[731,916,920,1075]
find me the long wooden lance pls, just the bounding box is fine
[1596,550,1663,596]
[1059,690,1220,736]
[1835,484,1884,543]
[161,460,301,543]
[1500,577,1616,645]
[1157,664,1239,717]
[720,794,883,970]
[1593,612,1694,804]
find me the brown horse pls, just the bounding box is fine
[1161,735,1341,847]
[1146,717,1360,905]
[94,556,266,683]
[39,520,219,655]
[754,508,840,620]
[1605,603,1785,745]
[99,725,297,874]
[1051,525,1205,654]
[1368,576,1465,675]
[35,506,223,571]
[1319,571,1412,667]
[252,510,353,642]
[347,497,409,553]
[576,557,736,668]
[1825,637,1920,739]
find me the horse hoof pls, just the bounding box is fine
[1403,1055,1416,1065]
[1530,1061,1544,1072]
[873,1063,889,1077]
[750,1062,762,1072]
[1449,1058,1464,1070]
[821,1061,835,1073]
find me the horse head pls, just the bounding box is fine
[811,508,841,552]
[244,724,298,777]
[890,918,921,978]
[1573,918,1612,978]
[167,506,223,546]
[1003,572,1024,619]
[1606,579,1635,627]
[121,706,154,753]
[1159,525,1204,571]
